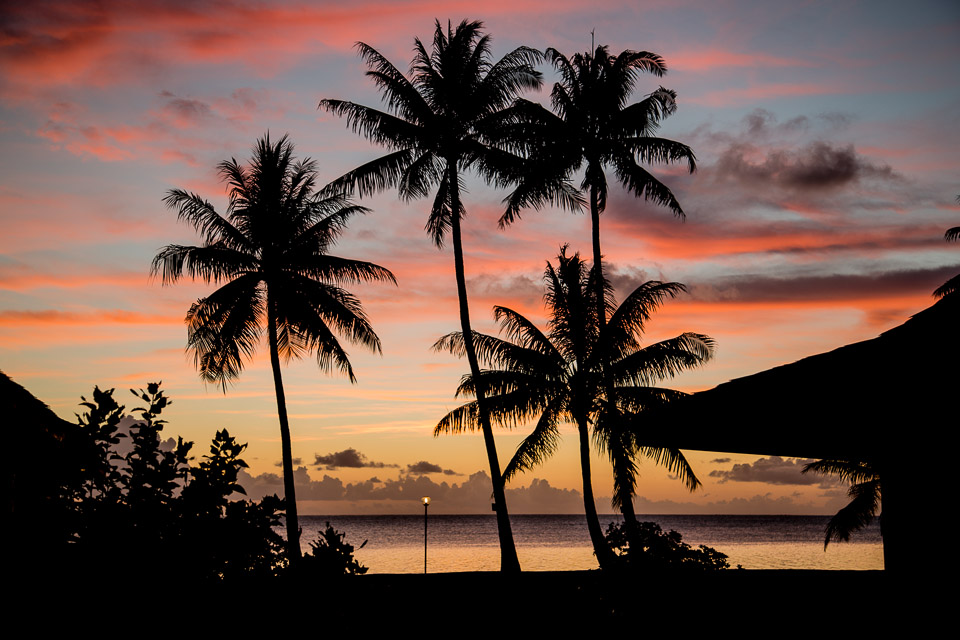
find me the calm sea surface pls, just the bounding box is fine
[297,514,883,573]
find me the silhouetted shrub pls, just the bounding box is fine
[55,383,286,580]
[301,523,369,576]
[605,521,731,571]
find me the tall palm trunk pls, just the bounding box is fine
[448,163,521,573]
[590,181,642,549]
[267,293,301,563]
[577,416,617,569]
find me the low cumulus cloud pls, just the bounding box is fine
[633,492,831,515]
[236,466,845,515]
[406,460,462,476]
[158,90,213,127]
[694,109,902,198]
[313,448,397,470]
[604,264,660,297]
[714,141,896,191]
[275,457,302,467]
[237,468,585,514]
[468,273,542,305]
[709,456,841,488]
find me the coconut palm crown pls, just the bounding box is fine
[152,133,396,562]
[435,248,713,567]
[319,19,543,572]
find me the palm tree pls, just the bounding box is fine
[435,248,614,568]
[319,19,542,572]
[802,459,881,549]
[435,248,712,568]
[151,133,395,563]
[499,45,696,345]
[590,272,712,536]
[935,200,959,298]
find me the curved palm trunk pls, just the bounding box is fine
[577,417,617,569]
[448,163,521,573]
[267,294,301,564]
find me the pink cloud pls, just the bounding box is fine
[670,49,815,73]
[690,82,851,107]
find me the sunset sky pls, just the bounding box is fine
[2,0,958,518]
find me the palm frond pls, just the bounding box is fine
[353,41,433,124]
[614,88,677,136]
[324,148,420,200]
[636,446,701,492]
[823,479,881,548]
[605,280,687,346]
[161,189,251,251]
[433,329,561,375]
[502,403,562,482]
[613,386,687,413]
[435,401,478,435]
[319,100,426,152]
[500,170,584,228]
[609,333,715,385]
[609,433,640,511]
[286,273,384,356]
[493,306,561,357]
[289,202,372,252]
[185,275,265,390]
[424,172,464,248]
[611,153,685,219]
[397,150,444,201]
[802,459,877,485]
[150,243,256,286]
[933,273,960,299]
[624,136,697,173]
[292,254,396,288]
[476,45,543,112]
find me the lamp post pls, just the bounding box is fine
[422,496,430,574]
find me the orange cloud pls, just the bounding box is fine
[0,309,172,326]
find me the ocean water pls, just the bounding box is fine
[297,514,884,573]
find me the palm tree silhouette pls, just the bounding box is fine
[319,19,542,572]
[499,45,696,341]
[436,248,712,568]
[936,200,959,298]
[802,459,880,549]
[586,266,711,537]
[152,134,395,563]
[498,49,696,543]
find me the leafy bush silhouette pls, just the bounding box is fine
[604,521,731,571]
[57,382,286,580]
[301,523,369,576]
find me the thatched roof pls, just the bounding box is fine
[2,370,76,438]
[641,292,958,460]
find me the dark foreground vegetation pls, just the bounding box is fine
[9,373,890,630]
[13,381,365,582]
[17,378,726,581]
